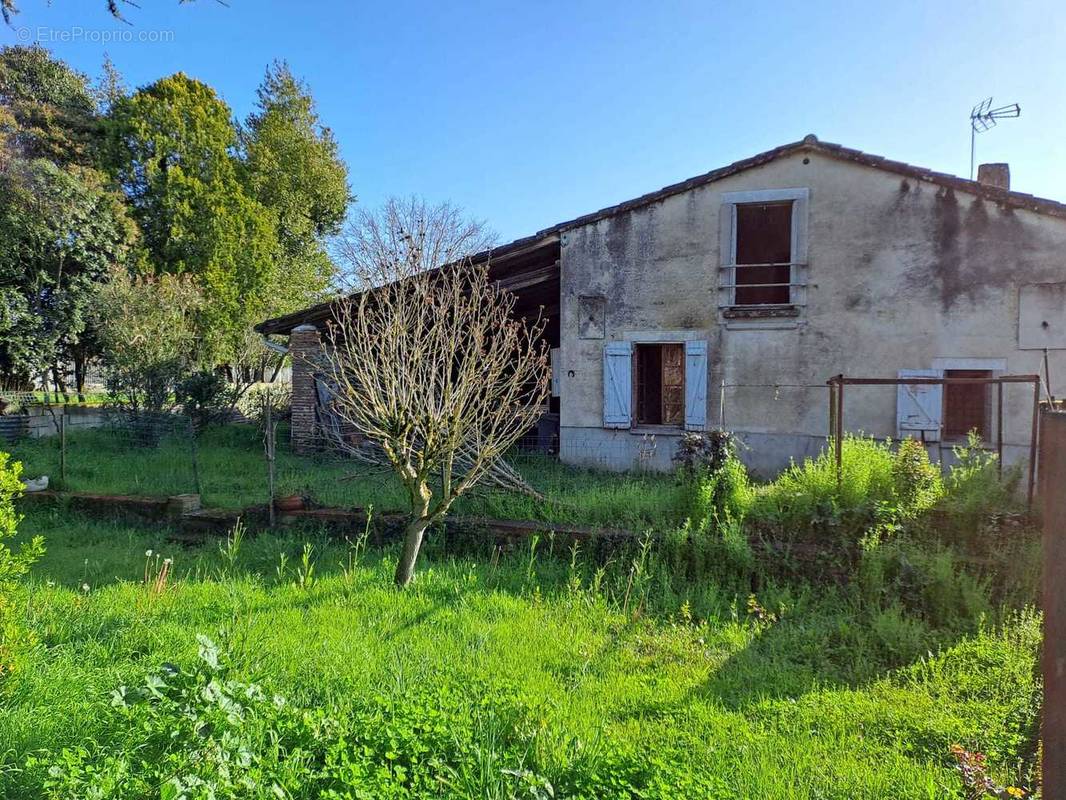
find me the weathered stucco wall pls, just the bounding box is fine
[558,151,1066,474]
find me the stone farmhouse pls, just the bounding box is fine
[256,135,1066,475]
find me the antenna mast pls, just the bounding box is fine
[970,98,1021,179]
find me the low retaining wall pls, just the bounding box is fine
[17,491,642,557]
[20,490,203,524]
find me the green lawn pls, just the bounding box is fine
[0,508,1041,799]
[6,423,687,530]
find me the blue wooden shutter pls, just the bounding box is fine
[684,340,709,430]
[603,341,633,429]
[897,369,943,441]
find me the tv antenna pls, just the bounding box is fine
[970,98,1020,179]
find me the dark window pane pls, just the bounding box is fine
[944,369,991,439]
[635,344,685,426]
[735,202,792,305]
[636,344,662,425]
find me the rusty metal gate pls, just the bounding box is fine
[1041,408,1066,799]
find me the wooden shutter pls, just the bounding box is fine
[897,369,943,441]
[684,340,709,431]
[603,341,633,429]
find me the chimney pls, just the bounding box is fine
[977,163,1010,191]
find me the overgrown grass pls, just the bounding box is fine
[5,424,687,530]
[0,508,1042,798]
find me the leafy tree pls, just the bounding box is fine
[0,159,137,391]
[93,268,204,413]
[0,45,98,166]
[242,61,351,314]
[104,73,279,360]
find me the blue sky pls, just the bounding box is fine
[2,0,1063,242]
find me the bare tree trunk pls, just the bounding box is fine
[394,516,430,587]
[73,353,86,403]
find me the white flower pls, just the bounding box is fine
[145,549,153,558]
[81,583,90,593]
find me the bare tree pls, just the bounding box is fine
[323,199,549,587]
[333,196,497,292]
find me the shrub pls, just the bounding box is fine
[749,436,953,549]
[673,431,752,530]
[891,438,943,518]
[937,432,1023,534]
[858,536,991,630]
[237,381,292,426]
[94,270,206,415]
[749,435,898,543]
[176,369,240,432]
[0,451,44,681]
[672,429,734,475]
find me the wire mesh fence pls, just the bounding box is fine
[4,406,200,497]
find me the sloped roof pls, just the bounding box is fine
[537,133,1066,235]
[258,134,1066,335]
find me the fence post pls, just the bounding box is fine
[188,419,203,500]
[59,413,66,489]
[834,376,844,488]
[265,400,276,526]
[1040,408,1066,800]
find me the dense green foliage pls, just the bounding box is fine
[1,45,349,382]
[92,269,205,413]
[0,45,97,166]
[0,47,138,391]
[0,452,43,679]
[0,506,1041,798]
[242,61,350,311]
[104,73,280,360]
[748,435,950,545]
[0,159,138,388]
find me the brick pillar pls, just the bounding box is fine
[289,324,322,453]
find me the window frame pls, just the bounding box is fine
[720,187,810,314]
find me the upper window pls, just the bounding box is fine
[720,188,809,315]
[735,202,793,306]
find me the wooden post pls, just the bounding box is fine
[827,379,837,446]
[1040,408,1066,800]
[59,413,66,489]
[1028,377,1040,511]
[834,376,844,488]
[188,419,203,500]
[265,400,276,527]
[997,380,1004,479]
